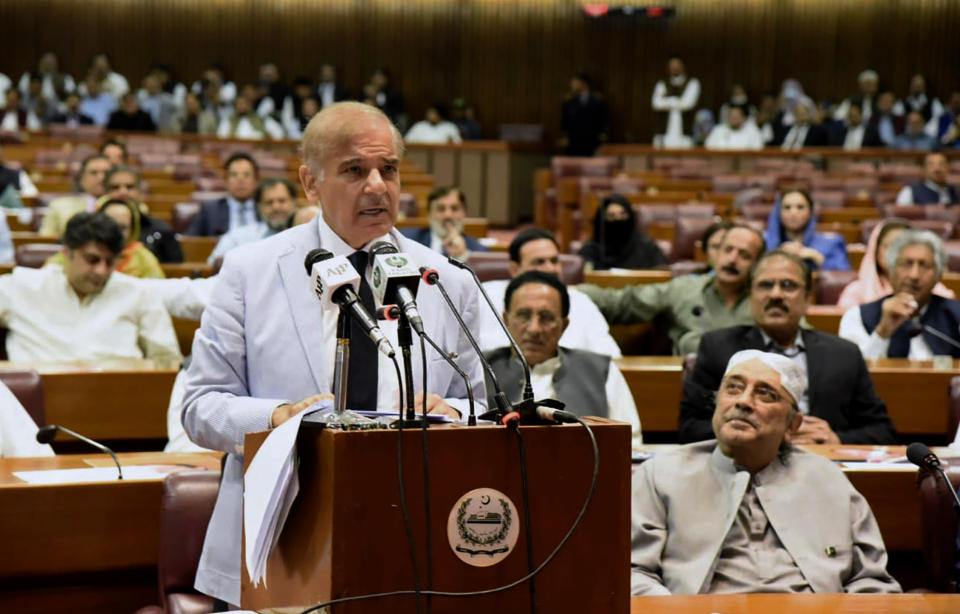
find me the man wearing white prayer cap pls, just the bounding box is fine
[630,349,901,596]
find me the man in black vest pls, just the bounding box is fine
[484,271,641,446]
[840,229,960,359]
[681,250,897,445]
[651,56,701,148]
[894,153,959,206]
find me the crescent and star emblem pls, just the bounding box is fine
[480,495,491,505]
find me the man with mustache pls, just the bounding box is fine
[632,349,901,595]
[840,229,960,359]
[680,250,896,444]
[402,185,488,261]
[580,225,764,355]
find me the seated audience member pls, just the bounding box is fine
[0,213,181,364]
[368,67,405,128]
[777,101,827,150]
[82,53,129,100]
[402,186,488,261]
[704,107,763,150]
[579,193,667,270]
[48,196,165,279]
[837,104,883,150]
[894,74,944,127]
[632,349,901,595]
[756,90,781,145]
[315,64,350,109]
[18,52,75,105]
[217,92,284,140]
[866,90,904,147]
[450,98,482,140]
[486,271,641,447]
[840,229,960,358]
[936,91,960,143]
[136,71,178,130]
[0,88,42,132]
[38,154,111,237]
[580,225,764,355]
[166,91,217,136]
[763,189,850,271]
[0,148,39,201]
[892,111,937,151]
[680,251,897,444]
[49,91,94,126]
[78,73,116,126]
[193,64,237,107]
[284,95,320,140]
[404,105,463,144]
[103,164,183,263]
[699,220,734,272]
[100,140,128,166]
[479,228,621,357]
[0,380,54,457]
[895,152,958,205]
[186,152,259,236]
[208,177,298,264]
[833,69,880,122]
[838,220,954,309]
[106,93,156,132]
[718,84,756,125]
[21,73,56,126]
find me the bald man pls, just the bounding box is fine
[182,101,485,607]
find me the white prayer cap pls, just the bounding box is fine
[723,349,806,407]
[858,69,879,83]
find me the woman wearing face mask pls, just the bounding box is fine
[837,219,955,308]
[763,189,851,271]
[579,193,668,270]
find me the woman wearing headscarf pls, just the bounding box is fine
[837,219,955,309]
[579,193,668,270]
[763,189,850,271]
[47,195,165,278]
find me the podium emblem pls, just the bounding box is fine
[447,487,519,567]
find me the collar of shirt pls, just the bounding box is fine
[315,213,396,265]
[924,180,949,195]
[703,277,749,310]
[712,444,788,484]
[52,263,114,307]
[759,328,805,356]
[530,354,562,378]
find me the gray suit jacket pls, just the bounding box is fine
[182,218,486,604]
[631,441,900,596]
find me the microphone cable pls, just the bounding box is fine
[509,422,537,614]
[296,417,600,614]
[390,353,423,614]
[419,334,434,613]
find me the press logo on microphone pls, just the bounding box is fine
[386,255,408,268]
[314,276,323,299]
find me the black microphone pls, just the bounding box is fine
[369,242,426,336]
[907,442,960,510]
[304,248,396,358]
[37,425,123,480]
[420,266,511,425]
[445,257,535,410]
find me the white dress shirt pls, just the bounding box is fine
[0,266,182,364]
[209,221,275,264]
[135,276,217,321]
[839,303,934,359]
[530,353,641,447]
[479,279,622,358]
[704,123,764,150]
[651,76,701,148]
[216,114,285,140]
[404,120,463,144]
[780,124,810,151]
[896,180,956,206]
[226,196,257,232]
[0,110,41,132]
[843,124,866,151]
[0,381,54,458]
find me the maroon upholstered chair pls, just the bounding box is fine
[916,462,960,593]
[136,471,220,614]
[672,217,718,262]
[815,270,858,305]
[670,260,704,278]
[465,252,584,285]
[741,204,775,221]
[0,369,45,427]
[944,241,960,272]
[550,156,617,182]
[172,202,201,234]
[15,244,61,268]
[861,219,954,243]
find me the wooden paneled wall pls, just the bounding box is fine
[3,0,959,143]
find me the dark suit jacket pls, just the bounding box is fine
[834,124,884,148]
[50,112,94,125]
[773,123,829,147]
[401,227,489,255]
[679,325,898,444]
[185,198,258,237]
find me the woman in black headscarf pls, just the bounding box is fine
[579,193,668,270]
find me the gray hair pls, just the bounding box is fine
[885,229,947,277]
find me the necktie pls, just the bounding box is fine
[346,250,379,410]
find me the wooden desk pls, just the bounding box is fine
[805,304,844,334]
[178,235,219,263]
[585,269,672,288]
[630,593,960,613]
[616,357,684,433]
[0,452,222,614]
[0,361,177,444]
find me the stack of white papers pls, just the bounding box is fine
[243,401,330,587]
[14,465,168,484]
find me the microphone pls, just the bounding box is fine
[304,248,396,358]
[37,424,123,480]
[445,257,535,409]
[420,266,510,425]
[369,242,425,336]
[907,442,960,510]
[501,403,580,426]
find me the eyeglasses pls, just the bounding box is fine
[752,279,804,294]
[895,259,936,272]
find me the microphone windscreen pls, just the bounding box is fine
[304,248,333,275]
[370,241,398,257]
[36,424,58,444]
[906,441,936,467]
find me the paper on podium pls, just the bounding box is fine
[14,465,168,484]
[244,400,331,588]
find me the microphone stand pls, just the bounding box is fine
[333,307,350,415]
[393,312,427,429]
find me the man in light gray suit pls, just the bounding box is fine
[631,349,900,596]
[183,101,485,607]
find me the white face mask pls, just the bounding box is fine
[669,75,687,87]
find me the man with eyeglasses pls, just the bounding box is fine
[484,270,641,447]
[840,229,960,359]
[680,250,896,444]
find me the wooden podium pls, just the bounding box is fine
[242,419,631,613]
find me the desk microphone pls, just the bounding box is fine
[906,442,960,510]
[370,242,425,336]
[36,425,123,480]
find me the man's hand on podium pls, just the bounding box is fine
[271,393,335,428]
[413,391,461,419]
